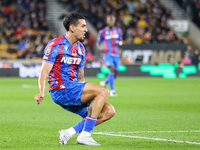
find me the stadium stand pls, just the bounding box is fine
[59,0,183,45]
[0,0,56,60]
[175,0,200,28]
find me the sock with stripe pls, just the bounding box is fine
[79,116,97,137]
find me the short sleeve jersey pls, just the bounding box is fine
[43,35,85,90]
[97,26,123,57]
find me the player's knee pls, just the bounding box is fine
[103,104,115,121]
[109,66,115,73]
[110,68,115,73]
[107,105,116,119]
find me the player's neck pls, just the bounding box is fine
[108,26,113,30]
[65,32,77,45]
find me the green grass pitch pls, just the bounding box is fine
[0,77,200,150]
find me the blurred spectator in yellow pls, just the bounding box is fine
[137,14,147,29]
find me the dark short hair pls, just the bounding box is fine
[63,11,85,31]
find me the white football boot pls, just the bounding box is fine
[100,81,106,87]
[77,135,100,146]
[58,130,72,145]
[110,90,118,97]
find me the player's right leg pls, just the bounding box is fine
[100,54,112,87]
[80,82,109,118]
[76,83,109,145]
[76,101,115,146]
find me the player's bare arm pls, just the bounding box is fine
[34,61,53,104]
[77,67,85,82]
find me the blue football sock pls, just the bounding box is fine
[109,73,115,90]
[72,119,85,133]
[82,116,97,133]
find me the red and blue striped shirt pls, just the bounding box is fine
[97,26,123,57]
[43,35,85,90]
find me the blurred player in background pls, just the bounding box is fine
[34,11,115,146]
[97,14,123,97]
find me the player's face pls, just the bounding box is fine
[74,19,88,42]
[106,15,116,28]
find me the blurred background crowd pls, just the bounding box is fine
[60,0,183,44]
[0,0,57,60]
[0,0,199,66]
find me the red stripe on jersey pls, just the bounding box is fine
[69,45,78,81]
[53,44,63,82]
[110,29,116,55]
[49,72,54,90]
[103,31,109,53]
[49,35,64,49]
[48,36,64,90]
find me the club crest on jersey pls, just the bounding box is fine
[72,48,77,57]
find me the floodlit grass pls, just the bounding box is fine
[0,77,200,150]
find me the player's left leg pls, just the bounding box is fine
[109,56,120,96]
[107,65,117,96]
[58,101,115,145]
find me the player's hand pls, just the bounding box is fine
[116,40,123,46]
[34,93,44,105]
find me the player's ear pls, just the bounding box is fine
[69,24,75,33]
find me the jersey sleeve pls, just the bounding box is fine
[118,28,123,41]
[78,45,86,68]
[97,30,104,43]
[43,41,59,64]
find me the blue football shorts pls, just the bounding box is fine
[49,80,88,118]
[103,54,120,71]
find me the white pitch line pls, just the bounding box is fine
[94,130,200,134]
[93,132,200,145]
[22,84,37,88]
